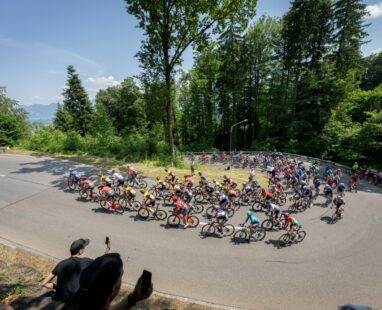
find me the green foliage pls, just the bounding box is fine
[361,51,382,90]
[59,65,94,136]
[0,89,29,146]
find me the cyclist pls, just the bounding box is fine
[214,207,229,236]
[218,191,229,209]
[140,188,155,212]
[243,210,260,242]
[269,202,281,226]
[283,212,299,240]
[174,184,183,197]
[313,176,321,194]
[198,171,208,185]
[100,185,114,199]
[261,188,273,206]
[183,174,193,187]
[81,176,94,191]
[155,176,167,191]
[69,169,81,182]
[111,170,125,187]
[172,196,190,228]
[126,165,137,182]
[337,182,346,197]
[352,162,359,173]
[123,184,136,200]
[323,184,333,199]
[165,168,176,184]
[99,173,112,187]
[183,184,193,203]
[351,172,359,188]
[333,196,345,217]
[302,185,313,206]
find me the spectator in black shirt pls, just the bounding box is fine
[41,238,93,305]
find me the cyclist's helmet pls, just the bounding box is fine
[283,212,290,217]
[261,188,266,195]
[81,176,87,180]
[111,170,115,174]
[174,185,181,191]
[139,188,145,194]
[246,210,254,217]
[172,195,178,202]
[156,176,160,181]
[198,171,202,177]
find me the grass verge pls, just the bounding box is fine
[0,243,223,309]
[3,148,268,187]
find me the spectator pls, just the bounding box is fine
[64,253,152,310]
[190,158,195,176]
[41,239,93,305]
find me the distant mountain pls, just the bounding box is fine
[21,103,58,123]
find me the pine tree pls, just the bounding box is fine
[61,65,94,136]
[332,0,369,75]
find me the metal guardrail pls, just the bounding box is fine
[0,146,10,152]
[187,151,352,174]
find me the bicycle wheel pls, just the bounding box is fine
[222,224,235,237]
[100,199,110,211]
[279,196,287,206]
[114,187,121,196]
[233,230,249,244]
[278,219,288,230]
[296,230,306,243]
[118,198,127,208]
[130,201,142,212]
[167,215,180,226]
[206,206,216,218]
[227,208,235,218]
[193,204,204,214]
[252,202,263,212]
[201,223,215,236]
[138,180,147,189]
[155,209,167,221]
[69,179,78,190]
[79,189,88,199]
[138,207,149,219]
[187,216,199,228]
[194,193,204,203]
[113,202,124,214]
[278,233,290,248]
[261,219,274,231]
[252,228,266,241]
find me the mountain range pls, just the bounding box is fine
[21,103,58,123]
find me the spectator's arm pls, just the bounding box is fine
[41,273,56,289]
[110,275,153,310]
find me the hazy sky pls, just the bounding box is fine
[1,0,381,105]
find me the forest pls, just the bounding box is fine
[1,0,381,168]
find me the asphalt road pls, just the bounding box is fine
[0,154,381,310]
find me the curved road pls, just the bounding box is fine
[0,154,381,310]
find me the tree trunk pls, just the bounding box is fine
[165,68,175,160]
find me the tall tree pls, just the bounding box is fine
[125,0,257,159]
[61,65,94,136]
[332,0,369,75]
[0,88,29,146]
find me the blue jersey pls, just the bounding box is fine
[248,214,259,225]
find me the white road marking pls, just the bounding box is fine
[0,174,6,177]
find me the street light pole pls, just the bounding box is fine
[229,119,248,161]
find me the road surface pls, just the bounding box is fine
[0,154,381,310]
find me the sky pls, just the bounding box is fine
[0,0,382,105]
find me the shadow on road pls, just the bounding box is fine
[320,215,333,224]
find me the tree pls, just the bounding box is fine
[361,51,382,90]
[53,103,73,132]
[95,78,145,135]
[0,88,29,146]
[332,0,369,75]
[61,65,94,136]
[125,0,257,159]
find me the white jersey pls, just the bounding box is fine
[113,172,124,180]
